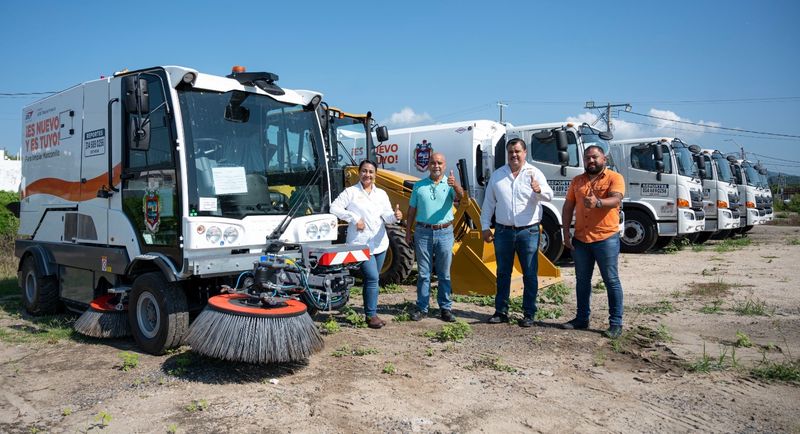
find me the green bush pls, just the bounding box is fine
[0,191,19,239]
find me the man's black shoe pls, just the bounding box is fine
[518,316,535,328]
[487,312,509,324]
[410,310,426,322]
[440,309,457,323]
[604,325,623,339]
[560,318,590,330]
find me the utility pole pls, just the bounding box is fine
[584,101,631,132]
[497,101,508,125]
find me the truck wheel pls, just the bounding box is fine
[379,225,414,285]
[539,213,564,263]
[740,225,753,234]
[711,229,731,240]
[694,231,713,244]
[620,210,657,253]
[19,256,61,315]
[652,236,674,251]
[128,272,188,355]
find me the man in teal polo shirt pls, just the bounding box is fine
[405,152,464,322]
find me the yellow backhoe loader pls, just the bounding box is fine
[320,107,561,295]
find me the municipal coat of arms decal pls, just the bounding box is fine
[415,140,433,172]
[143,189,161,233]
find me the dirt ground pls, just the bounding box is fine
[1,225,799,433]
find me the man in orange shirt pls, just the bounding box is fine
[561,145,625,338]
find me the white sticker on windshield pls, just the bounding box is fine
[212,167,248,194]
[199,197,218,211]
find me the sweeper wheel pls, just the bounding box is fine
[128,272,189,355]
[186,294,324,364]
[20,256,61,316]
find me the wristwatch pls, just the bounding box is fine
[595,198,602,208]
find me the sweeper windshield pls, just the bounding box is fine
[179,89,326,219]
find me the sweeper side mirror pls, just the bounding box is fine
[555,130,570,175]
[124,76,151,151]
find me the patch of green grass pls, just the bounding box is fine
[382,362,396,375]
[424,320,472,342]
[687,343,739,373]
[593,350,607,367]
[732,298,774,316]
[451,293,495,307]
[591,280,606,294]
[185,399,209,413]
[788,238,800,246]
[468,356,517,373]
[691,244,706,252]
[62,408,72,417]
[735,331,752,348]
[0,277,18,298]
[379,283,404,294]
[167,423,179,434]
[119,351,139,371]
[538,283,571,305]
[699,300,724,314]
[349,286,363,296]
[632,300,676,315]
[534,306,563,320]
[0,315,77,344]
[714,237,752,253]
[331,345,378,357]
[94,410,113,428]
[167,352,193,376]
[425,348,434,357]
[750,357,800,382]
[341,307,367,328]
[392,302,414,322]
[320,316,340,334]
[686,279,740,297]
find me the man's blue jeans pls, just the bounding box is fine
[414,226,454,312]
[572,233,624,327]
[493,224,539,317]
[360,250,386,318]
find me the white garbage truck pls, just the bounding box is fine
[693,149,741,243]
[729,158,764,232]
[755,164,774,223]
[610,138,706,252]
[15,65,367,355]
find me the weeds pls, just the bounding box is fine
[714,237,752,253]
[699,300,723,314]
[788,238,800,246]
[167,353,193,376]
[62,408,72,416]
[382,362,396,375]
[468,356,517,373]
[735,331,753,348]
[593,351,607,367]
[687,343,739,373]
[750,356,800,382]
[687,279,740,297]
[185,399,209,413]
[538,283,571,305]
[424,320,472,342]
[691,244,706,252]
[733,298,774,316]
[167,424,179,434]
[94,410,113,428]
[341,307,367,328]
[332,345,379,357]
[349,286,363,296]
[379,283,405,294]
[320,317,340,334]
[425,348,434,357]
[633,300,676,315]
[534,306,563,320]
[119,351,139,371]
[591,280,605,294]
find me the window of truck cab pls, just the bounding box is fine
[529,129,579,166]
[179,88,326,219]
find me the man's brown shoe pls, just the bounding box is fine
[367,316,384,329]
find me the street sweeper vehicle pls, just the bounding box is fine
[609,138,706,252]
[326,110,561,295]
[693,149,741,243]
[15,65,370,363]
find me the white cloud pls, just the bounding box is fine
[382,107,432,127]
[566,111,643,140]
[567,108,724,141]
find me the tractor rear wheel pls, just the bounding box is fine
[379,225,414,285]
[129,272,188,355]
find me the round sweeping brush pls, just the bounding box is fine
[73,294,131,338]
[185,294,324,364]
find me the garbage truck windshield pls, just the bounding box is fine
[179,89,326,218]
[711,153,733,183]
[673,143,699,178]
[742,162,759,187]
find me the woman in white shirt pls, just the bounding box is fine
[330,160,402,329]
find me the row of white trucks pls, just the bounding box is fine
[340,120,774,261]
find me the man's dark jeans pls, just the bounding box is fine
[572,233,624,327]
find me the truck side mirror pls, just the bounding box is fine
[599,131,613,140]
[375,125,389,143]
[123,76,150,114]
[726,155,737,163]
[655,160,664,181]
[128,117,151,151]
[688,144,701,154]
[555,130,569,152]
[698,168,707,179]
[653,145,664,161]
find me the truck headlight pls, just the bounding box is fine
[318,221,331,237]
[305,223,319,239]
[223,226,239,244]
[206,226,222,244]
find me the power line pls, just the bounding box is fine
[0,91,57,96]
[624,111,800,139]
[614,119,800,142]
[629,96,800,105]
[746,152,800,164]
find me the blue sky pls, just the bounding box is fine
[2,0,799,174]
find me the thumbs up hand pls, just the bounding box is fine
[583,191,597,208]
[394,203,403,221]
[530,171,541,194]
[447,169,456,187]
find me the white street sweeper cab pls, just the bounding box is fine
[16,65,367,360]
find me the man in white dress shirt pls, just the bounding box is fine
[480,138,553,327]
